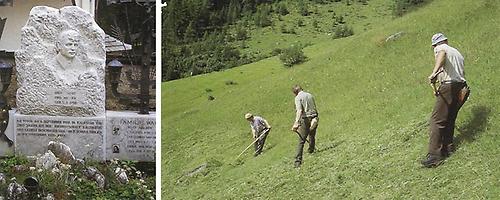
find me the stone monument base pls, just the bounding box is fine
[14,113,105,160]
[106,111,155,161]
[0,110,156,161]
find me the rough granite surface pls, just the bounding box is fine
[15,6,105,117]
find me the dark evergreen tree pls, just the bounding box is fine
[183,21,197,42]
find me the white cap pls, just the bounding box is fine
[431,33,447,46]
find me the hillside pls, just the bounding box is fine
[162,0,500,199]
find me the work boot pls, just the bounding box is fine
[421,154,442,168]
[441,144,455,157]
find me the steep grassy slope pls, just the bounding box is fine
[232,0,394,60]
[162,0,500,199]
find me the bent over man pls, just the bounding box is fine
[422,33,469,168]
[245,113,271,157]
[291,85,319,168]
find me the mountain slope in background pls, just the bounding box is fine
[162,0,500,199]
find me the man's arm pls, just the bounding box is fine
[292,98,302,131]
[251,127,257,139]
[428,50,446,83]
[262,118,271,129]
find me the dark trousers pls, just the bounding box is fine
[295,117,317,164]
[428,82,466,157]
[254,129,269,154]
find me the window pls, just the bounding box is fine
[0,18,6,40]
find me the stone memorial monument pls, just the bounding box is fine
[14,6,106,160]
[16,6,105,117]
[4,5,156,162]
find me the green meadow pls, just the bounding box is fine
[162,0,500,199]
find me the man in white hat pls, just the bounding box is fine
[422,33,469,167]
[245,113,271,156]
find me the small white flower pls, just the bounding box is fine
[51,167,60,174]
[60,164,71,170]
[29,167,36,171]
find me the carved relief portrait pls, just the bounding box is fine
[51,29,97,85]
[16,6,106,117]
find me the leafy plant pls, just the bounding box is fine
[393,0,426,16]
[333,24,354,38]
[279,45,307,67]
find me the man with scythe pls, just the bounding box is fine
[422,33,469,168]
[291,85,319,168]
[245,113,272,157]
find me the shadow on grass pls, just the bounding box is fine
[455,105,491,149]
[317,140,344,153]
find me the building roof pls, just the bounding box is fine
[105,34,132,52]
[107,0,155,4]
[0,0,131,54]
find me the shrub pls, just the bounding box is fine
[312,19,320,30]
[224,80,238,85]
[271,48,282,56]
[333,15,345,26]
[279,46,306,67]
[255,5,272,27]
[276,3,289,16]
[393,0,426,16]
[333,24,354,38]
[298,1,309,16]
[358,0,369,5]
[297,19,305,27]
[235,27,248,41]
[280,24,296,34]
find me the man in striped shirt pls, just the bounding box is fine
[245,113,271,157]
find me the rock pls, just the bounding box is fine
[115,167,129,184]
[186,163,207,177]
[36,151,58,170]
[7,181,28,200]
[385,31,405,42]
[75,158,85,166]
[83,167,105,189]
[48,141,76,164]
[0,173,5,184]
[15,6,106,117]
[45,193,55,200]
[12,165,28,173]
[26,156,38,165]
